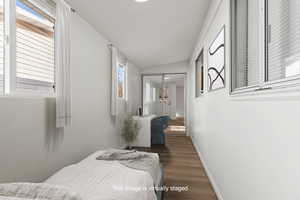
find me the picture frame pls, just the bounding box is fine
[195,49,204,97]
[207,26,225,91]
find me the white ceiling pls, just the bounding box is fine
[66,0,210,67]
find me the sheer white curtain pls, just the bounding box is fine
[111,46,118,116]
[55,0,72,128]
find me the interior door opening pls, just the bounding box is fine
[142,73,187,136]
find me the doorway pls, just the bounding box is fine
[142,73,187,136]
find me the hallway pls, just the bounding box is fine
[137,135,217,200]
[165,117,187,136]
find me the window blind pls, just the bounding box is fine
[232,0,260,90]
[16,0,55,94]
[233,0,248,88]
[20,0,55,21]
[267,0,300,81]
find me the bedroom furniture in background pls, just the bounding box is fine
[132,115,156,147]
[159,116,170,129]
[207,26,225,91]
[151,116,169,145]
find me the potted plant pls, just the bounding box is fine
[121,115,140,149]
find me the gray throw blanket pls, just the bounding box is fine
[96,149,160,185]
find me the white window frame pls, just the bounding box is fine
[195,48,204,97]
[230,0,300,95]
[4,0,17,95]
[1,0,55,98]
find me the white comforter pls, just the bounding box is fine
[0,197,29,200]
[0,182,81,200]
[45,151,157,200]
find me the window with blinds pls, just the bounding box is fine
[195,49,204,97]
[231,0,260,91]
[267,0,300,81]
[16,0,55,94]
[0,0,3,93]
[231,0,300,93]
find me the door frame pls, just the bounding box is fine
[141,73,188,135]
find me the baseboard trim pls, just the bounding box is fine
[191,135,225,200]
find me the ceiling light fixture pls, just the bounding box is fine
[135,0,149,3]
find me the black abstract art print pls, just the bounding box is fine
[208,26,225,91]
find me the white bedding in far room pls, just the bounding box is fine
[45,151,158,200]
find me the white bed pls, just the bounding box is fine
[44,151,162,200]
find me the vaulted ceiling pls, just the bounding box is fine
[66,0,211,67]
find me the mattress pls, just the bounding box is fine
[45,151,161,200]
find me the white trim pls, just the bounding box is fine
[230,79,300,97]
[184,75,188,136]
[258,0,266,87]
[4,0,16,94]
[125,62,128,102]
[0,93,56,99]
[190,134,225,200]
[230,85,300,101]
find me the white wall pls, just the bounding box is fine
[127,62,142,115]
[176,86,184,118]
[167,83,177,119]
[141,60,188,74]
[0,13,139,183]
[188,0,300,200]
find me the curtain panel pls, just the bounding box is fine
[111,46,118,117]
[55,0,71,128]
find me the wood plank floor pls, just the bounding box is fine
[168,117,185,126]
[136,135,217,200]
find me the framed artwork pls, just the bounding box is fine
[208,26,225,91]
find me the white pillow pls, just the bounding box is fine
[0,183,82,200]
